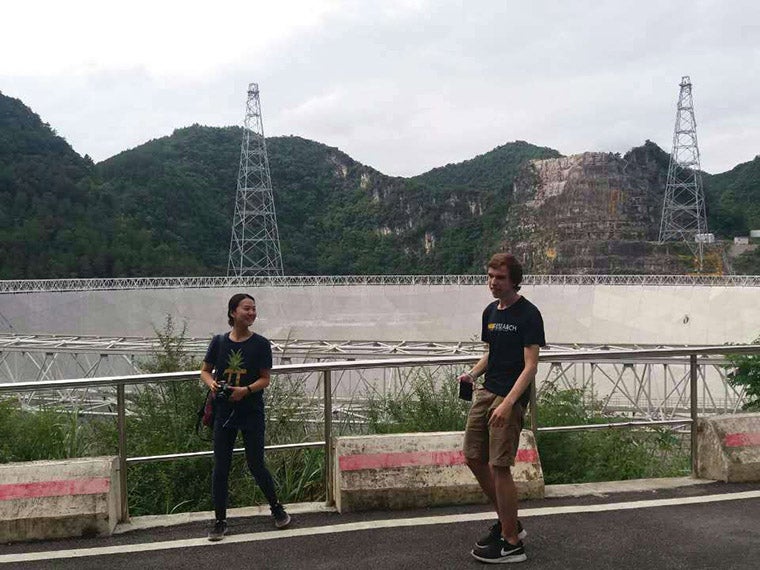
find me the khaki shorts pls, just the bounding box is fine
[463,387,524,467]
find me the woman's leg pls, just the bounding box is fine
[240,409,278,506]
[212,419,238,521]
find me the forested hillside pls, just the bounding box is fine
[99,129,561,275]
[703,156,760,236]
[0,93,204,278]
[703,156,760,273]
[1,91,757,278]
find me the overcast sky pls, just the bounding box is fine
[2,0,758,176]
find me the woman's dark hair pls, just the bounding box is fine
[228,293,255,326]
[487,253,523,292]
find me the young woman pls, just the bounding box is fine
[201,293,290,541]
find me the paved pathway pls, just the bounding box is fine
[3,481,759,569]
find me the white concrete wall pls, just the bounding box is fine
[1,284,758,344]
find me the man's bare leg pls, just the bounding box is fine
[466,458,497,505]
[491,465,519,544]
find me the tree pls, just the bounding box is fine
[727,336,760,411]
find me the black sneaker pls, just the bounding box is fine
[475,520,527,550]
[471,538,527,564]
[207,520,227,542]
[271,503,291,529]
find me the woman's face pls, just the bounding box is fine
[230,298,256,327]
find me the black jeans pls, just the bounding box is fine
[212,407,278,521]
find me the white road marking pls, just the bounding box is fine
[2,490,759,564]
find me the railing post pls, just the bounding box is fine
[323,369,334,506]
[117,383,129,522]
[690,354,699,477]
[529,380,538,433]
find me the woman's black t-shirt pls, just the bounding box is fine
[481,297,546,405]
[204,332,273,417]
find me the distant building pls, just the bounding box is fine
[734,236,750,245]
[695,233,715,244]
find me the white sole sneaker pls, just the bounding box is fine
[274,512,291,529]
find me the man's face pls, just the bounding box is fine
[487,265,514,298]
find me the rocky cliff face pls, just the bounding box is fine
[504,145,703,274]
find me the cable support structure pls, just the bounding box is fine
[1,273,759,294]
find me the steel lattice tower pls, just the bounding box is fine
[658,76,708,271]
[227,83,284,276]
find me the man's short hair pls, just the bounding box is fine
[487,253,523,292]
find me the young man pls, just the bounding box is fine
[459,253,545,564]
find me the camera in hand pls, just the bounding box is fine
[216,380,233,402]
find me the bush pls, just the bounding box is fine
[0,399,95,462]
[727,335,760,411]
[536,382,689,484]
[364,366,470,433]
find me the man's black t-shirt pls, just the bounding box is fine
[204,332,273,418]
[481,297,546,406]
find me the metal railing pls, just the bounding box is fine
[2,273,760,293]
[1,345,758,523]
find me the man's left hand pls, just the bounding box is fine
[488,402,512,428]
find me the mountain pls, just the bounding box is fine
[703,155,760,237]
[504,143,699,274]
[98,127,560,275]
[1,91,757,278]
[0,92,209,278]
[703,155,760,273]
[0,92,92,277]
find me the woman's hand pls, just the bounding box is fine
[229,386,248,402]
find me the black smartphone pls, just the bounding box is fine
[458,380,473,401]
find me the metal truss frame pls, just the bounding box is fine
[2,273,759,294]
[0,335,751,420]
[537,357,746,419]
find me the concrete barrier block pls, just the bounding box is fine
[333,430,543,513]
[0,456,120,542]
[697,413,760,483]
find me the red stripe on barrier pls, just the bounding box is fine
[724,432,760,447]
[0,477,111,501]
[339,448,538,471]
[340,450,465,471]
[516,449,538,463]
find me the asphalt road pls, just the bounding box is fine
[3,482,759,569]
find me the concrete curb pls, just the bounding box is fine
[115,476,710,534]
[113,502,330,534]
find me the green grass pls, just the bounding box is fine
[0,398,97,462]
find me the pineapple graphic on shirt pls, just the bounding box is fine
[223,349,247,386]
